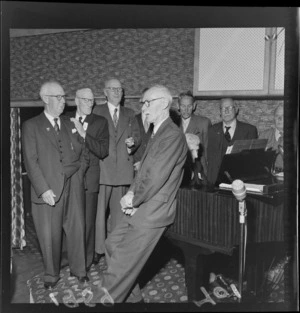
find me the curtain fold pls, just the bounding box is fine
[10,108,26,249]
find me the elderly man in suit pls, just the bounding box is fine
[92,84,188,304]
[177,91,211,186]
[259,103,284,172]
[92,78,141,264]
[207,97,258,185]
[63,88,109,271]
[22,81,89,289]
[132,87,153,173]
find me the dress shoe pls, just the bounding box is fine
[70,272,90,283]
[93,253,104,265]
[44,280,59,290]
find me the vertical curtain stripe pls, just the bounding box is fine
[10,108,26,249]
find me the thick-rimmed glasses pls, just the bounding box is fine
[221,106,235,112]
[45,95,66,101]
[105,87,123,93]
[141,97,164,108]
[77,97,94,104]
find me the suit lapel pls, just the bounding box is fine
[185,115,195,133]
[116,106,129,143]
[139,118,171,167]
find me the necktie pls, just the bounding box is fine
[278,131,283,146]
[53,118,60,134]
[79,116,84,125]
[224,126,231,142]
[113,108,118,128]
[144,118,149,133]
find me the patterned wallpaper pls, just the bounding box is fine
[10,28,282,132]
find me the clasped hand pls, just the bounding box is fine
[70,118,86,138]
[120,191,137,216]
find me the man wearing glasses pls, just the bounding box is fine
[61,88,109,273]
[92,84,188,303]
[207,97,258,185]
[93,78,141,265]
[22,81,89,289]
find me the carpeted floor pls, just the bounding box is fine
[11,214,289,306]
[12,214,190,304]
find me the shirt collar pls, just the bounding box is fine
[76,112,87,122]
[223,119,237,132]
[44,111,60,125]
[153,116,169,135]
[107,101,120,115]
[275,128,283,141]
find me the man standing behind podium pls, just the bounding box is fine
[259,104,284,172]
[66,88,109,271]
[93,78,140,264]
[207,98,258,185]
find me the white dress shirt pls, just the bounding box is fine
[44,111,61,129]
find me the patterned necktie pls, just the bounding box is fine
[79,116,84,125]
[53,118,60,134]
[224,126,231,142]
[113,108,118,128]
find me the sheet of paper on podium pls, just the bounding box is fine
[226,139,268,154]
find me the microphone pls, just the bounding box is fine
[231,179,246,202]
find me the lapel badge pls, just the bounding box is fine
[46,127,50,131]
[83,122,88,131]
[72,128,77,134]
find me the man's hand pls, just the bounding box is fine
[125,137,135,148]
[133,161,141,172]
[42,189,56,206]
[70,117,86,139]
[122,207,138,216]
[120,191,134,209]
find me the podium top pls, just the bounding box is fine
[216,148,276,185]
[229,139,268,154]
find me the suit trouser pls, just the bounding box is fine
[94,185,128,255]
[95,219,166,303]
[33,173,86,283]
[85,191,98,268]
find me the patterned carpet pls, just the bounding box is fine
[13,214,290,307]
[15,215,189,304]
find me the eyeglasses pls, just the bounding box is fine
[221,106,235,112]
[105,87,123,93]
[77,97,94,104]
[141,97,165,108]
[45,95,66,101]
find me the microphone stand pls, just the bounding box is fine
[238,200,247,303]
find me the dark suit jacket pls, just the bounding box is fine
[22,112,86,204]
[179,114,211,177]
[65,111,109,193]
[126,117,188,229]
[132,113,153,164]
[207,120,258,185]
[93,103,141,185]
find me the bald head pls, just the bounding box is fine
[39,81,65,117]
[142,84,173,125]
[104,78,123,106]
[40,81,63,99]
[75,87,94,116]
[274,104,283,132]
